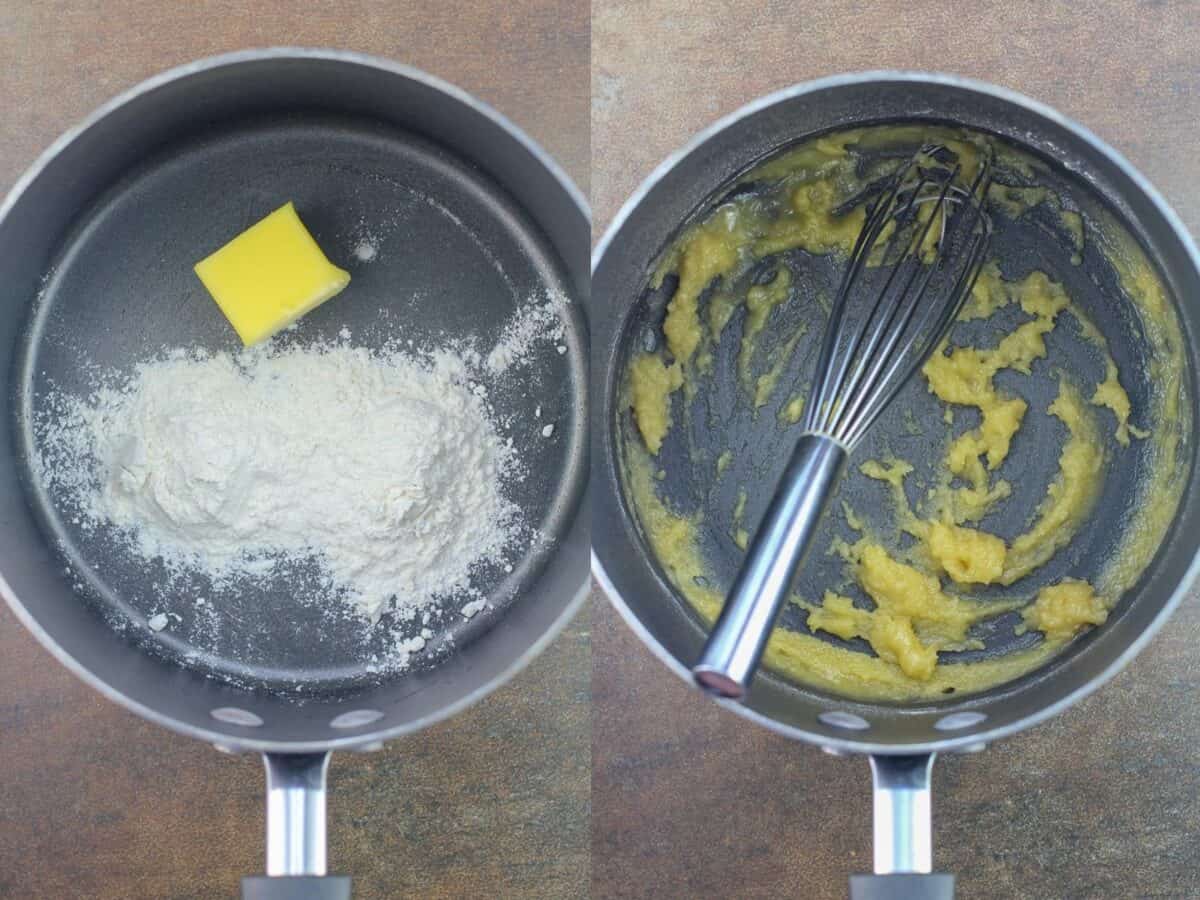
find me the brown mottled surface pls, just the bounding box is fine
[592,2,1200,898]
[0,2,589,899]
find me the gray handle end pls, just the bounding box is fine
[242,875,352,900]
[850,873,954,900]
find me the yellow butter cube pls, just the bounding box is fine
[194,202,351,345]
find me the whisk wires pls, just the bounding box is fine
[803,145,994,449]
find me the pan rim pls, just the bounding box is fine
[590,68,1200,755]
[0,47,592,753]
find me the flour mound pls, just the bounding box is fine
[37,344,519,622]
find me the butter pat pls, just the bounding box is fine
[194,202,350,345]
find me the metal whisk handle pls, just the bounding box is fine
[692,433,847,698]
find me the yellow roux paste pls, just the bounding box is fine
[621,125,1189,701]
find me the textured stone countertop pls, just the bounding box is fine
[0,3,589,898]
[591,2,1200,898]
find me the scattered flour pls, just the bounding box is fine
[485,292,568,374]
[36,343,520,624]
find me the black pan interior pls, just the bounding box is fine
[16,111,585,696]
[593,84,1200,749]
[619,127,1160,667]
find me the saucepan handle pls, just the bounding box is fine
[849,754,953,900]
[241,752,352,900]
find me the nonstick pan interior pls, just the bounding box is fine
[592,74,1200,752]
[20,112,582,692]
[621,132,1160,666]
[0,52,590,749]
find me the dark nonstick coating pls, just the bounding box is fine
[17,112,584,695]
[592,75,1200,752]
[621,133,1156,666]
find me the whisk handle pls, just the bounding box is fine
[692,433,847,699]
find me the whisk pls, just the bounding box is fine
[693,145,994,699]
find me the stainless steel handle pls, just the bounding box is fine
[848,755,953,899]
[692,433,847,698]
[870,754,935,874]
[263,752,332,877]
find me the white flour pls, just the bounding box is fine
[485,291,567,375]
[36,342,521,624]
[33,287,569,674]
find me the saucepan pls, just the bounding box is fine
[592,71,1199,897]
[0,49,589,898]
